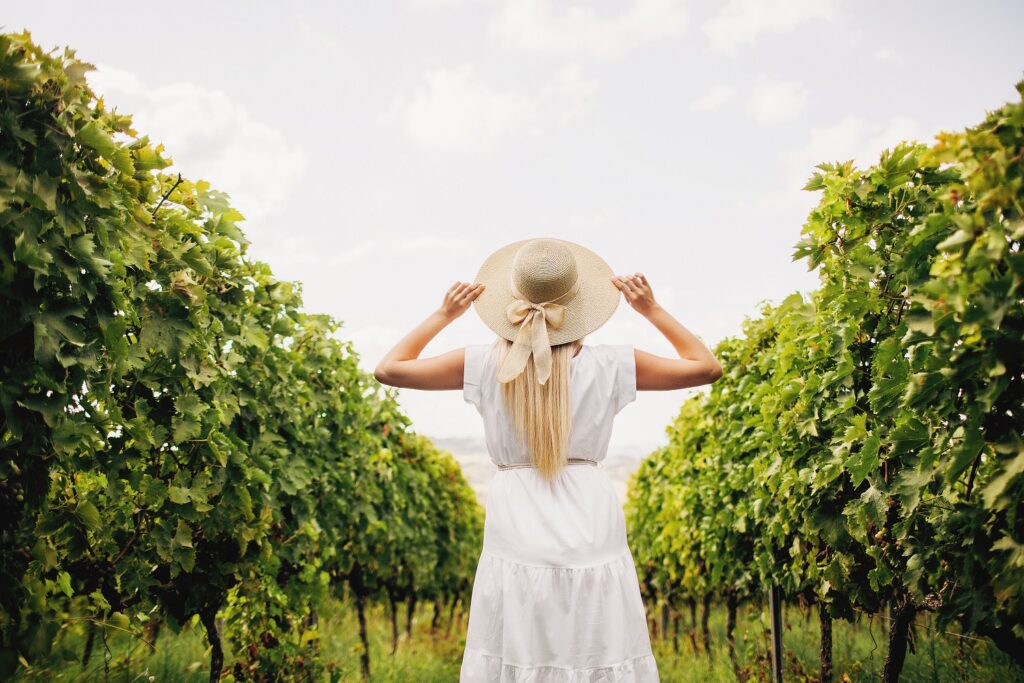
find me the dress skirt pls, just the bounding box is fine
[460,463,660,682]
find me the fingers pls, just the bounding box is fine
[612,275,641,291]
[624,273,649,291]
[611,278,635,302]
[612,274,651,307]
[452,282,485,302]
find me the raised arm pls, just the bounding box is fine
[611,273,723,390]
[373,281,485,390]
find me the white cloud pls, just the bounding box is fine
[383,63,597,152]
[784,115,924,179]
[246,234,321,271]
[702,0,839,54]
[383,65,539,152]
[411,0,471,7]
[328,239,378,266]
[87,64,306,221]
[691,85,736,112]
[395,235,476,253]
[874,48,904,65]
[758,114,925,214]
[296,13,341,54]
[542,64,599,124]
[490,0,688,60]
[747,78,808,124]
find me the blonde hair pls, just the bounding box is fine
[492,335,583,481]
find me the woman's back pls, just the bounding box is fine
[460,340,659,681]
[463,343,637,468]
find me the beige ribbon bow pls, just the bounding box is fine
[496,276,581,385]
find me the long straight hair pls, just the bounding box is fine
[492,335,584,481]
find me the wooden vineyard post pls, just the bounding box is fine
[769,584,784,683]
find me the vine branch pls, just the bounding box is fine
[151,172,183,218]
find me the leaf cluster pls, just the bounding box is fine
[625,80,1024,659]
[0,31,483,679]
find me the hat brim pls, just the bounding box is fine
[472,238,620,345]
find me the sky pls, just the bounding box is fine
[7,1,1024,467]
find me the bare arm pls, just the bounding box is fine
[611,273,723,390]
[373,281,486,390]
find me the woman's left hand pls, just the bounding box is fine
[439,281,485,320]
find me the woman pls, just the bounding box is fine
[374,237,722,681]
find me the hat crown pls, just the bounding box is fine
[510,239,579,303]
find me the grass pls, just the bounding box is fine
[649,603,1024,683]
[14,600,1024,682]
[15,599,466,682]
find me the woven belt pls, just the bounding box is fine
[496,458,598,470]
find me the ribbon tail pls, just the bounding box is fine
[531,311,553,385]
[497,312,536,383]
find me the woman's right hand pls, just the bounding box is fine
[611,273,659,317]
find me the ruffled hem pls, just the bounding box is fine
[461,549,658,682]
[460,649,660,682]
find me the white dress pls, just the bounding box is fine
[460,343,659,682]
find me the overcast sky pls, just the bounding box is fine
[8,1,1023,460]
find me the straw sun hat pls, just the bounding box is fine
[472,237,619,386]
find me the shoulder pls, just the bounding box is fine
[594,345,637,411]
[579,345,636,411]
[464,343,494,364]
[581,344,635,379]
[464,343,485,368]
[463,344,497,407]
[587,344,634,363]
[465,342,501,374]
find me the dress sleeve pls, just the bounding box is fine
[612,344,637,414]
[463,344,484,410]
